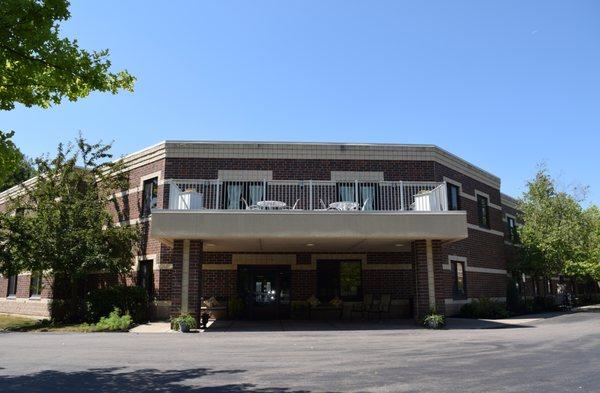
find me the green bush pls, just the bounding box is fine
[228,297,245,318]
[49,298,85,324]
[459,298,509,319]
[93,308,133,331]
[171,314,197,330]
[84,285,150,324]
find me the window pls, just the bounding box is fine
[477,195,490,228]
[447,183,460,211]
[335,183,378,210]
[221,181,264,209]
[7,275,17,297]
[452,261,466,299]
[137,260,154,299]
[316,260,362,301]
[339,261,362,298]
[29,272,42,297]
[506,216,518,243]
[141,177,158,217]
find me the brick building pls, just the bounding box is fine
[0,141,524,320]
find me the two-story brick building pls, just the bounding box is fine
[0,141,522,320]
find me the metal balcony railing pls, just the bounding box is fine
[165,179,448,212]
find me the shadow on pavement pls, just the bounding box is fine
[0,367,311,393]
[203,319,419,332]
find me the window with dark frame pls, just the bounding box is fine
[141,177,158,217]
[452,261,466,299]
[7,275,17,297]
[29,272,42,297]
[506,216,518,243]
[137,260,154,299]
[477,194,490,228]
[447,183,460,211]
[316,260,362,301]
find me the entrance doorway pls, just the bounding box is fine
[237,265,291,319]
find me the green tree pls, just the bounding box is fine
[0,136,140,322]
[0,130,34,191]
[0,0,135,110]
[517,168,599,284]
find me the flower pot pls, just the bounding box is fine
[179,320,190,333]
[426,320,439,329]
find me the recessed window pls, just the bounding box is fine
[29,272,42,297]
[506,216,518,243]
[141,177,158,217]
[452,261,466,299]
[316,260,362,301]
[447,183,460,211]
[477,195,490,228]
[137,260,154,299]
[221,181,264,209]
[7,275,17,297]
[335,183,378,210]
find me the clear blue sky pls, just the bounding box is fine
[2,1,599,204]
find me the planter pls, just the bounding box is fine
[179,320,190,333]
[425,319,440,329]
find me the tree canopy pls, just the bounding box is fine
[0,130,34,192]
[516,168,600,281]
[0,136,140,320]
[0,0,135,110]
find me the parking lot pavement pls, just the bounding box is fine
[1,312,599,392]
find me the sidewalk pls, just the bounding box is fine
[129,322,173,333]
[573,304,600,312]
[446,311,567,329]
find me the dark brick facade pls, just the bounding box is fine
[0,142,520,320]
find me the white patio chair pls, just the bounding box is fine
[291,199,300,210]
[361,198,370,211]
[320,199,327,209]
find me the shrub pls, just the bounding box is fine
[533,296,557,312]
[171,314,197,331]
[459,298,509,319]
[423,309,445,329]
[93,308,133,332]
[84,285,150,324]
[506,278,521,313]
[49,298,85,324]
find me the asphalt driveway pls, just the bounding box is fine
[1,312,599,392]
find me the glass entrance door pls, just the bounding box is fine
[238,265,291,319]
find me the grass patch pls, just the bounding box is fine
[0,314,41,331]
[0,313,133,333]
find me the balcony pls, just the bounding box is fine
[150,179,468,251]
[166,179,449,212]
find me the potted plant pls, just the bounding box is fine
[423,308,445,329]
[171,314,197,333]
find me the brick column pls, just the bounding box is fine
[413,239,445,320]
[170,239,202,318]
[188,240,202,318]
[170,240,184,316]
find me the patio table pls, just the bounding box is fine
[329,201,359,211]
[256,200,287,210]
